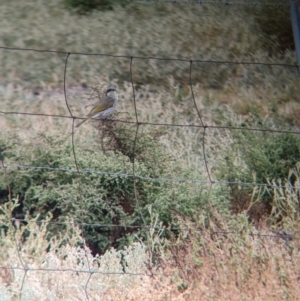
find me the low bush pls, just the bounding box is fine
[0,121,225,255]
[218,112,300,224]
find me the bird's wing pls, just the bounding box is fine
[86,96,115,116]
[102,95,115,106]
[87,104,108,116]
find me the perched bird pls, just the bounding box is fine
[76,85,118,128]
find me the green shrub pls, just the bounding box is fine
[237,131,300,185]
[218,113,300,223]
[0,123,219,254]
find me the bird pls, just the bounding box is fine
[76,85,118,128]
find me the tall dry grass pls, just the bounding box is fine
[0,0,299,126]
[1,205,299,300]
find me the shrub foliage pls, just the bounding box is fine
[0,122,210,254]
[218,113,300,223]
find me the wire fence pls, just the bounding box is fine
[133,0,291,6]
[1,40,300,299]
[2,163,300,188]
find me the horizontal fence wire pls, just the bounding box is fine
[132,0,291,6]
[0,46,297,67]
[3,217,297,239]
[1,163,300,189]
[1,40,300,300]
[0,266,147,276]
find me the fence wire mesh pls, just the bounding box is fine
[0,27,300,300]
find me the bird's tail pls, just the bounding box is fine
[76,117,91,128]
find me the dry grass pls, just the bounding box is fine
[165,220,300,301]
[0,208,299,301]
[1,0,300,124]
